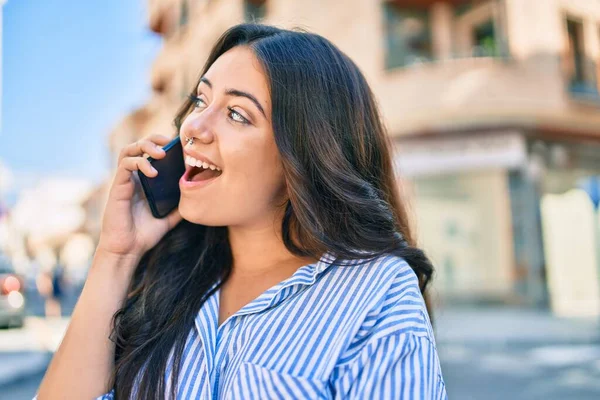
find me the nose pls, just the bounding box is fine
[182,109,216,145]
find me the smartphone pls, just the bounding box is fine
[137,137,185,219]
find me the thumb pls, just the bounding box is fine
[165,206,183,230]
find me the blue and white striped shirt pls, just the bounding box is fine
[41,252,447,399]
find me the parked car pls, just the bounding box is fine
[0,254,25,328]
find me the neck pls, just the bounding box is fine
[226,212,318,277]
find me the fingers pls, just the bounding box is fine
[148,134,173,145]
[111,134,174,192]
[114,156,157,187]
[118,135,172,163]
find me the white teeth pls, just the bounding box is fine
[185,155,222,172]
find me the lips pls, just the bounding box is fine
[179,165,222,190]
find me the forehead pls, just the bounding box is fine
[201,47,270,106]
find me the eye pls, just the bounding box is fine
[227,107,250,125]
[188,94,207,110]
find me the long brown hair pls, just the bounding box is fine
[110,23,435,399]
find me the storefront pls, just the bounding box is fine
[533,139,600,317]
[394,130,600,315]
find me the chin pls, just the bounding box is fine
[179,198,227,226]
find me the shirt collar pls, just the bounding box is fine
[310,250,338,278]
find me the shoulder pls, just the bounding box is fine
[329,252,423,312]
[329,252,434,344]
[327,252,438,373]
[328,252,416,289]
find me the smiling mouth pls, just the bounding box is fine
[184,165,223,182]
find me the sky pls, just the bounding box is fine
[1,0,162,207]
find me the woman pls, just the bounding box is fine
[37,23,447,399]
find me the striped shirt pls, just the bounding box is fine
[38,252,447,399]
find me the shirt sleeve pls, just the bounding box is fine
[331,332,447,399]
[330,256,447,399]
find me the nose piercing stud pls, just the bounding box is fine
[183,134,194,146]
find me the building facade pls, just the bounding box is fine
[108,0,600,315]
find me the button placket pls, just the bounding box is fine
[212,316,236,399]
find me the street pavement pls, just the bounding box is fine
[1,305,599,399]
[439,341,600,399]
[435,307,600,400]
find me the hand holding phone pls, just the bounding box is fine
[97,135,183,263]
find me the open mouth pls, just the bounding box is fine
[184,165,223,182]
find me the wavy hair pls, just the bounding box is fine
[110,23,435,400]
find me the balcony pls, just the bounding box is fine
[377,1,600,139]
[376,54,600,140]
[148,0,179,36]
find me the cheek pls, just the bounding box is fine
[233,154,284,195]
[226,136,285,199]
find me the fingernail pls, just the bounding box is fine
[151,167,158,173]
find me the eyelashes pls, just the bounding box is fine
[187,94,250,126]
[188,94,206,109]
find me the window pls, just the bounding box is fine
[454,1,503,58]
[565,17,598,98]
[384,3,433,69]
[473,19,497,57]
[180,0,189,27]
[244,0,267,22]
[566,19,585,86]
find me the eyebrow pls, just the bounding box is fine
[199,77,267,119]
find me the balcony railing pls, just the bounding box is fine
[386,45,510,70]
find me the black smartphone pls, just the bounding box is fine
[137,137,185,219]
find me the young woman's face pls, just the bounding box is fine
[178,46,286,227]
